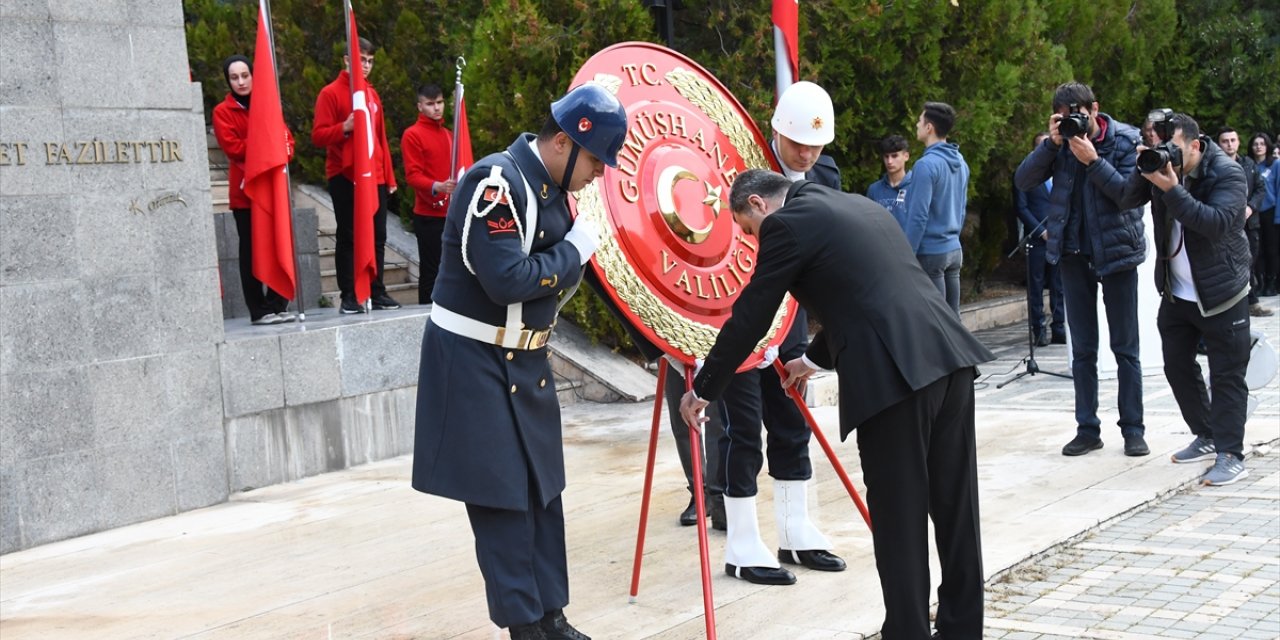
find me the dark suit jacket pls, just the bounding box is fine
[693,181,995,438]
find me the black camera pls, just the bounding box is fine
[1137,108,1181,173]
[1058,104,1090,138]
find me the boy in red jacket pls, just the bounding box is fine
[311,37,400,313]
[400,84,455,304]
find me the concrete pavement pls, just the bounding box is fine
[1,295,1277,639]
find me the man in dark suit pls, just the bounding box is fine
[681,170,995,640]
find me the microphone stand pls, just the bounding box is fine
[999,221,1071,388]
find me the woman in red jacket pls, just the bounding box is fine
[212,54,294,325]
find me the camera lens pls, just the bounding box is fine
[1137,148,1169,173]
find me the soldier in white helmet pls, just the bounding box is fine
[710,80,845,586]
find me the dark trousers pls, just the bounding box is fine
[231,208,288,320]
[856,367,983,640]
[717,363,812,498]
[328,176,389,301]
[663,361,725,498]
[413,214,447,304]
[465,490,569,629]
[1059,255,1145,437]
[1247,226,1261,303]
[1258,208,1278,288]
[1026,242,1064,337]
[1157,296,1251,459]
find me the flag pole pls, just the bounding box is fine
[449,56,465,180]
[262,0,305,322]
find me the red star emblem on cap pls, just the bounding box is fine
[812,116,823,130]
[578,117,592,132]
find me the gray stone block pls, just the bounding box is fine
[53,22,135,109]
[219,335,284,417]
[19,449,101,547]
[48,0,126,22]
[0,367,93,465]
[280,328,342,406]
[138,112,211,190]
[72,191,156,280]
[0,195,78,285]
[152,192,218,272]
[127,0,184,29]
[171,431,228,512]
[0,465,23,554]
[294,208,320,254]
[0,281,91,372]
[92,441,176,529]
[129,27,193,111]
[86,356,168,448]
[0,107,68,197]
[85,275,160,361]
[226,403,341,491]
[0,18,58,107]
[337,315,428,396]
[0,0,49,20]
[153,267,224,353]
[160,346,223,440]
[297,252,323,311]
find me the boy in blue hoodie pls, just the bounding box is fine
[902,102,970,313]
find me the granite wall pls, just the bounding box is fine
[0,0,227,553]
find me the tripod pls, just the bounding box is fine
[999,224,1071,388]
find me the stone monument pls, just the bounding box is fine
[1,0,227,553]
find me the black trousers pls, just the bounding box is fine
[1258,208,1278,286]
[856,367,983,640]
[412,215,447,304]
[1157,296,1251,459]
[717,363,813,497]
[465,489,569,629]
[231,208,288,320]
[663,361,725,497]
[327,176,389,301]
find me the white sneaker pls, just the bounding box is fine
[252,313,283,325]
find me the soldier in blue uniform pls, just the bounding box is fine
[411,84,627,640]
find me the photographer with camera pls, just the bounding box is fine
[1120,112,1253,486]
[1015,82,1148,458]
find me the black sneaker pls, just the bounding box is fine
[1062,434,1103,456]
[1123,433,1150,457]
[370,293,401,310]
[339,298,365,314]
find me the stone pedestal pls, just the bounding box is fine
[0,1,227,553]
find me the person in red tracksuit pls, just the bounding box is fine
[311,37,400,314]
[400,83,456,304]
[212,54,296,325]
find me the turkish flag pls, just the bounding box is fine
[346,3,379,304]
[243,0,296,301]
[773,0,799,99]
[453,87,474,181]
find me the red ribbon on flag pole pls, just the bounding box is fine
[346,1,379,305]
[243,0,297,303]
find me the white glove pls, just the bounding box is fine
[755,345,779,369]
[564,215,600,265]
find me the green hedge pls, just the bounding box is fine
[185,0,1279,353]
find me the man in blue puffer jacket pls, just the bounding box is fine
[901,102,970,313]
[1015,82,1148,459]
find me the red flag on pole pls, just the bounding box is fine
[773,0,799,99]
[243,0,296,301]
[345,1,379,305]
[453,88,474,181]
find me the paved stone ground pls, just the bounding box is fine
[983,450,1280,640]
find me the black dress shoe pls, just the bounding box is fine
[725,563,796,585]
[679,498,698,526]
[778,548,847,572]
[1035,331,1050,347]
[1051,332,1067,345]
[1062,434,1103,456]
[539,610,590,640]
[1124,433,1150,457]
[509,622,548,640]
[709,495,726,531]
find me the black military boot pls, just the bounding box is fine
[539,609,590,640]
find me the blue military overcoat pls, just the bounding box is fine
[412,134,587,511]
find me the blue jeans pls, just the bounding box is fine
[1058,255,1144,437]
[918,249,963,314]
[1027,242,1065,337]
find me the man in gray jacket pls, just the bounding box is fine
[1121,113,1252,486]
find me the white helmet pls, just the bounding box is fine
[771,81,835,146]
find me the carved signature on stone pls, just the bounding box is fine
[130,192,188,214]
